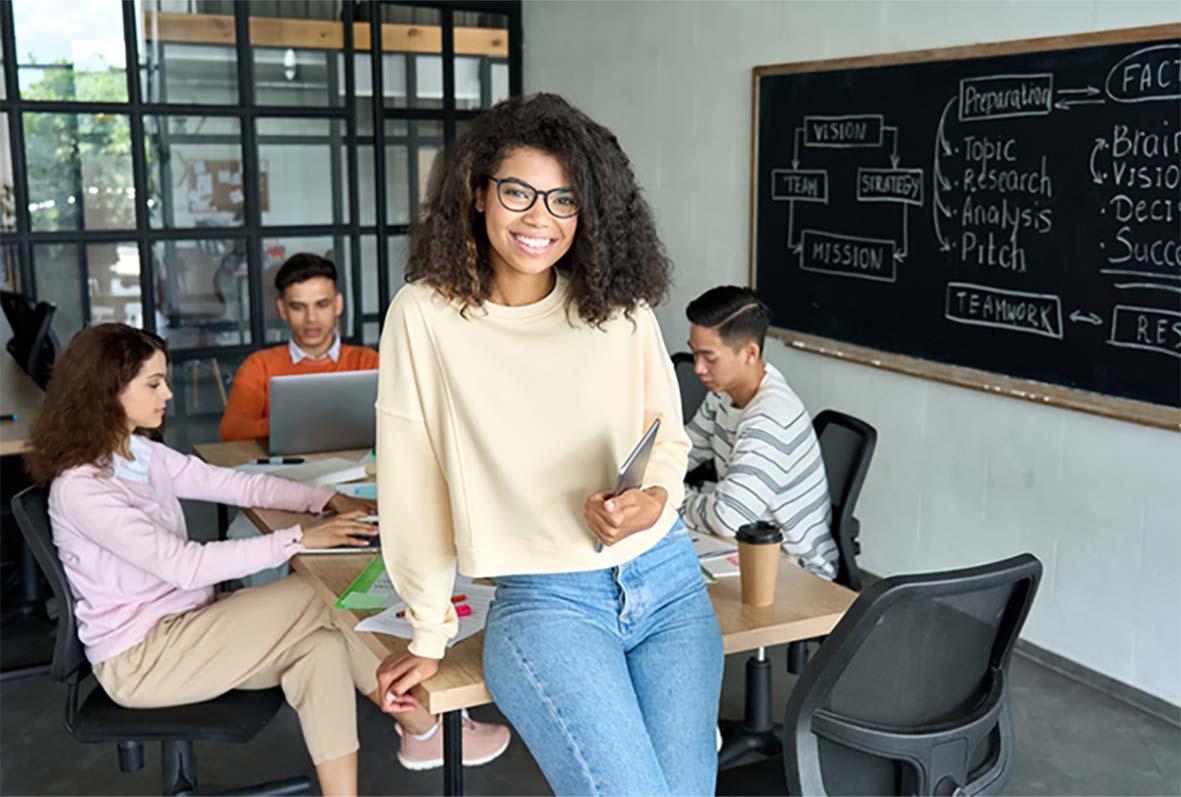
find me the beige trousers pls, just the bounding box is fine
[94,574,380,765]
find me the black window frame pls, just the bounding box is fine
[1,0,522,367]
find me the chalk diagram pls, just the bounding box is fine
[930,43,1181,358]
[771,114,924,284]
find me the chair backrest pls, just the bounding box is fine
[812,410,877,591]
[784,554,1042,797]
[671,351,708,423]
[10,486,89,684]
[1,290,59,389]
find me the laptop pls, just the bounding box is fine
[268,370,379,455]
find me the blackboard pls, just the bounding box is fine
[751,25,1181,429]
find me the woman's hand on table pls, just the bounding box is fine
[299,510,377,549]
[376,652,440,714]
[584,486,668,547]
[326,492,378,515]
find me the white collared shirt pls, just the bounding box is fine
[111,434,153,485]
[288,332,341,364]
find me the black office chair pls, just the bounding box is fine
[718,553,1042,796]
[1,290,60,390]
[784,411,877,672]
[811,410,877,593]
[10,486,311,796]
[672,351,709,423]
[719,410,877,767]
[672,351,718,486]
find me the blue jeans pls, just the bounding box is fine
[483,522,724,796]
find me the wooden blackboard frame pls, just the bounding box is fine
[750,24,1181,432]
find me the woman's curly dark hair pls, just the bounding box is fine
[24,324,169,487]
[406,93,672,326]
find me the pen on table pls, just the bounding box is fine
[397,595,467,618]
[254,456,306,464]
[0,413,17,422]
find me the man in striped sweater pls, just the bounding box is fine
[680,286,838,579]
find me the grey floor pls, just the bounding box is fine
[2,620,1178,796]
[2,407,1178,795]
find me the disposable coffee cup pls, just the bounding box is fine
[736,521,784,607]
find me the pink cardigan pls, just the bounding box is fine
[49,438,335,664]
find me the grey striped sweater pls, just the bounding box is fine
[681,364,838,579]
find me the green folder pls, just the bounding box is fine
[334,555,391,611]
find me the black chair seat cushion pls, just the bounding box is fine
[73,685,286,744]
[716,755,788,797]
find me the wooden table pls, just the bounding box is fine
[194,440,856,794]
[1,350,44,456]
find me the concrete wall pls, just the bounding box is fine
[523,0,1181,705]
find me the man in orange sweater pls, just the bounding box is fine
[220,253,379,442]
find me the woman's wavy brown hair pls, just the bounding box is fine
[406,93,672,326]
[24,323,169,487]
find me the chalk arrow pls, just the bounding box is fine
[932,95,957,250]
[1057,85,1100,96]
[1055,98,1105,110]
[1089,138,1108,185]
[793,127,803,169]
[935,194,954,219]
[1069,311,1103,325]
[890,154,900,168]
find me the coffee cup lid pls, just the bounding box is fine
[736,521,783,545]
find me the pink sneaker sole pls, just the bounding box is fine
[396,730,512,771]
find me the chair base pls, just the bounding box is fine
[718,719,783,769]
[155,739,312,796]
[718,653,784,769]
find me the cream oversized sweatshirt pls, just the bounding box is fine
[376,274,690,658]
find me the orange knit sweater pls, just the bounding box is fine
[219,344,379,442]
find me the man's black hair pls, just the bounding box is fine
[686,286,772,353]
[274,253,337,294]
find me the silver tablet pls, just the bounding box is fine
[613,418,661,496]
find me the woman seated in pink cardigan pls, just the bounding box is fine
[23,323,509,796]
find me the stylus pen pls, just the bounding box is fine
[0,413,17,422]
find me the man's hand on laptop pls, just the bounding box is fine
[299,510,378,550]
[326,492,378,515]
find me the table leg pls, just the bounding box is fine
[217,504,229,542]
[443,709,464,796]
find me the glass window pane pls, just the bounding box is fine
[491,62,509,106]
[2,246,17,292]
[14,1,128,102]
[386,120,441,226]
[347,53,408,129]
[363,320,379,346]
[2,117,15,232]
[153,238,251,348]
[87,241,144,328]
[250,4,343,107]
[388,235,408,301]
[261,236,352,343]
[32,244,85,343]
[23,113,135,232]
[359,235,406,342]
[166,351,248,436]
[258,118,346,226]
[455,12,509,109]
[137,1,239,105]
[413,55,444,110]
[359,235,378,315]
[145,115,244,229]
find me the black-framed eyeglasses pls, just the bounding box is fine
[490,177,581,218]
